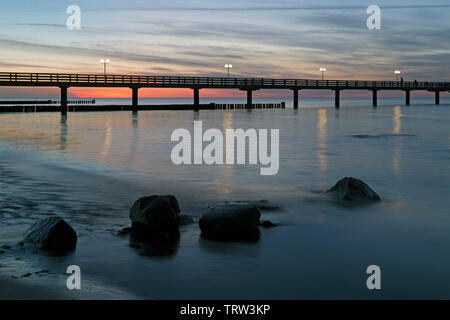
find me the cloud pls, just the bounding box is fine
[0,0,448,81]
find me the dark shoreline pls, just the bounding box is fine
[0,102,285,113]
[0,104,216,112]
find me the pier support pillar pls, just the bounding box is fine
[293,89,299,109]
[246,89,253,109]
[193,88,200,110]
[435,91,440,105]
[334,90,340,108]
[405,90,410,105]
[60,86,68,115]
[131,87,139,111]
[372,90,378,107]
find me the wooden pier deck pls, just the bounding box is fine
[0,72,448,114]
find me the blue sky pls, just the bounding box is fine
[0,0,449,97]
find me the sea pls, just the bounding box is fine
[0,96,449,299]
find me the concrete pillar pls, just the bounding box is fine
[372,90,378,107]
[334,90,340,108]
[60,86,68,115]
[435,91,440,105]
[193,88,200,110]
[293,89,299,109]
[132,87,139,110]
[405,90,410,105]
[246,89,253,109]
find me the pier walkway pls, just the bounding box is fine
[1,72,448,114]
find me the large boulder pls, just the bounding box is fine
[327,177,381,202]
[199,203,261,241]
[24,217,77,252]
[130,195,180,239]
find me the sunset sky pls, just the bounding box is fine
[0,0,449,98]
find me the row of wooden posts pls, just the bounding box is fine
[213,103,285,109]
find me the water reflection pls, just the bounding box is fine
[59,115,67,151]
[393,106,402,134]
[193,110,200,121]
[317,109,328,173]
[392,106,402,174]
[132,111,138,129]
[198,237,261,257]
[100,117,112,157]
[217,112,234,196]
[129,232,180,258]
[129,112,139,163]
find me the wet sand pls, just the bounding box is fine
[0,276,71,300]
[0,275,143,300]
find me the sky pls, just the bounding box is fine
[0,0,449,98]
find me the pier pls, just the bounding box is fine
[0,72,449,114]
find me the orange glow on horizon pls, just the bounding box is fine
[67,88,445,99]
[68,88,293,99]
[0,86,446,99]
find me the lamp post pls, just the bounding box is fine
[225,64,232,78]
[100,59,110,75]
[319,67,327,80]
[394,70,401,81]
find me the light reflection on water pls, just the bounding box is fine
[317,108,328,173]
[392,106,402,174]
[0,102,449,299]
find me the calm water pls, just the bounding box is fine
[0,97,449,299]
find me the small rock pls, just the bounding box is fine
[129,195,180,239]
[21,273,32,278]
[34,270,50,275]
[199,203,261,242]
[24,216,77,252]
[260,220,277,228]
[0,250,5,255]
[327,177,381,202]
[1,245,11,250]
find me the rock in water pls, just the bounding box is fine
[24,217,77,252]
[129,195,180,238]
[199,203,261,241]
[327,177,381,201]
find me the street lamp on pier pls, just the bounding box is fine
[225,64,232,78]
[394,70,401,81]
[319,67,327,80]
[100,59,110,75]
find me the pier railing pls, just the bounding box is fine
[1,72,449,90]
